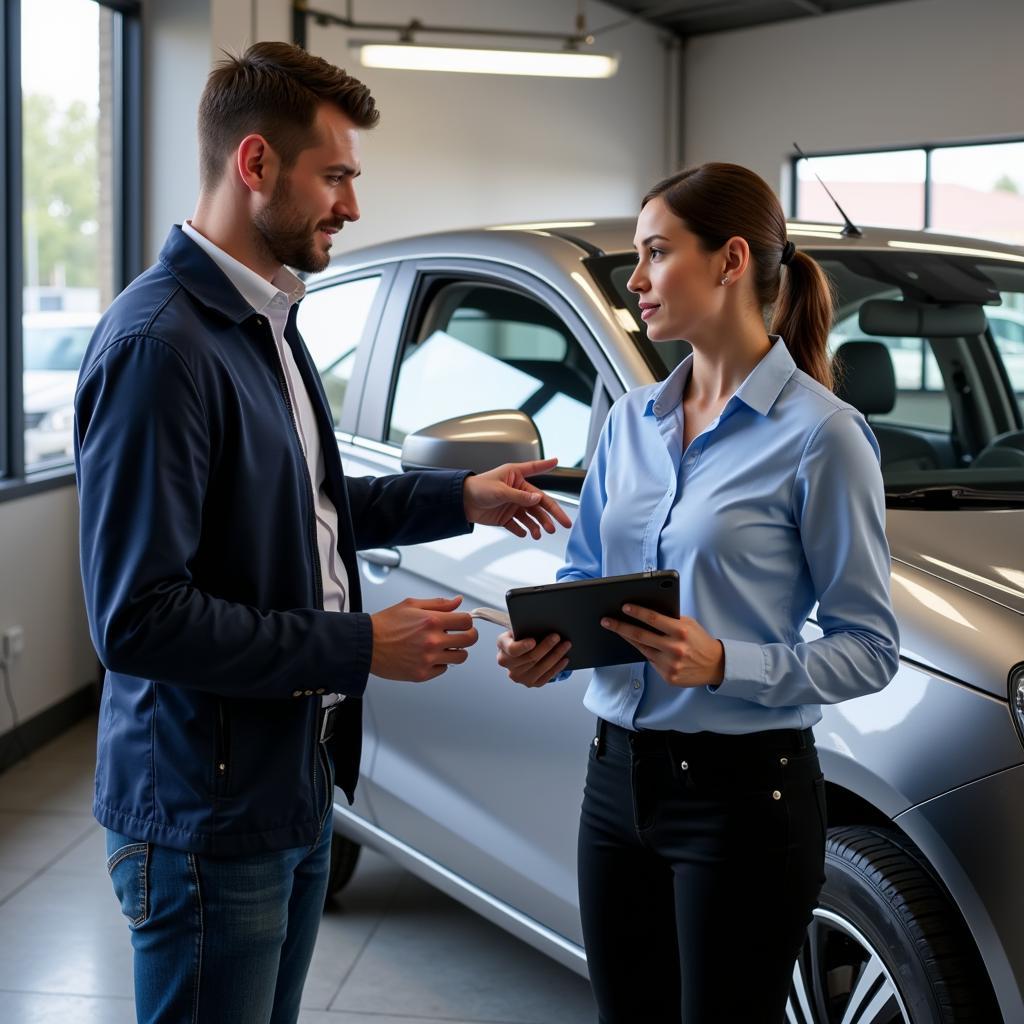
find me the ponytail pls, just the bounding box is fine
[642,162,839,392]
[769,249,835,391]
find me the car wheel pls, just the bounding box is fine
[325,832,361,904]
[787,826,996,1023]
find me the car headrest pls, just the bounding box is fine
[834,341,896,416]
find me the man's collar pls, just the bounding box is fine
[160,224,305,324]
[644,336,796,419]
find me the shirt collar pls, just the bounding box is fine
[182,220,305,315]
[645,335,796,419]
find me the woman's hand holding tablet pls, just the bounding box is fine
[600,606,725,688]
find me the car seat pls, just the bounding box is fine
[834,341,942,472]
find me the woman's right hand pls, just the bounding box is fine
[496,631,572,688]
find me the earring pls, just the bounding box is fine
[720,275,729,285]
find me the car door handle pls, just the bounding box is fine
[358,547,402,569]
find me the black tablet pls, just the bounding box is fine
[505,570,680,671]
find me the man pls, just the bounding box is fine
[75,41,570,1024]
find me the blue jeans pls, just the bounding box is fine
[105,812,333,1024]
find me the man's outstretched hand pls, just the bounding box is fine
[462,458,573,539]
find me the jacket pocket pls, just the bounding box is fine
[106,840,149,928]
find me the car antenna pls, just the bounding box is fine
[792,142,863,238]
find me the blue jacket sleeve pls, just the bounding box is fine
[345,470,474,551]
[714,408,900,706]
[76,336,372,700]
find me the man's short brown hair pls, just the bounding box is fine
[197,41,379,191]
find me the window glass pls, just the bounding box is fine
[987,294,1024,416]
[822,265,951,432]
[296,275,381,426]
[389,283,596,467]
[931,142,1024,246]
[21,0,115,470]
[795,150,926,230]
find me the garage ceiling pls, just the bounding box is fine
[597,0,912,37]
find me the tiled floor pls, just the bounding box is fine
[0,717,595,1024]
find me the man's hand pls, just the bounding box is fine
[463,458,573,539]
[496,630,571,688]
[370,596,478,682]
[601,605,725,688]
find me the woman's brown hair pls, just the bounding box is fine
[642,162,835,390]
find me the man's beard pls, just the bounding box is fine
[253,173,335,274]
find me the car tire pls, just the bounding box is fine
[325,832,361,904]
[788,826,998,1024]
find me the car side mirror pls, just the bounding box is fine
[400,410,585,494]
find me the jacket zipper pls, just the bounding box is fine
[216,698,229,790]
[259,317,327,828]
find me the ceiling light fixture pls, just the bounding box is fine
[297,1,619,80]
[354,43,617,79]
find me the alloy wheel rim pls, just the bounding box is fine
[786,908,912,1024]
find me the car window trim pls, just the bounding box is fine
[302,263,397,435]
[357,258,623,471]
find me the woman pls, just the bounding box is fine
[496,163,900,1023]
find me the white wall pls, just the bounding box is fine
[681,0,1024,206]
[304,0,672,249]
[143,0,211,259]
[0,487,96,734]
[144,0,677,257]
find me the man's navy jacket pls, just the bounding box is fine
[74,226,473,856]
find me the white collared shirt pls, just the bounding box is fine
[182,222,351,675]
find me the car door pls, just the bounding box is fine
[294,263,396,823]
[342,257,622,943]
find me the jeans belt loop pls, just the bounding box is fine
[595,718,607,758]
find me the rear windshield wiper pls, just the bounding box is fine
[886,485,1024,509]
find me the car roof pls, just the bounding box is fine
[322,217,1024,278]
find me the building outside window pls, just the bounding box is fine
[0,0,138,488]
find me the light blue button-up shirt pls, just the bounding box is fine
[557,336,900,734]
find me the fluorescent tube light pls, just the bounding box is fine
[354,42,618,79]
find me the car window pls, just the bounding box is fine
[827,296,951,432]
[987,299,1024,417]
[23,324,93,371]
[388,281,597,468]
[296,275,381,427]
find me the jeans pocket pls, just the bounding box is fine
[106,837,150,928]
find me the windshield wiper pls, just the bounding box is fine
[886,485,1024,508]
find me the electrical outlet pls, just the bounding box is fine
[2,626,24,660]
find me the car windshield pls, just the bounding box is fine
[589,249,1024,507]
[23,324,94,371]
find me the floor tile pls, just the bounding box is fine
[0,865,36,902]
[0,811,96,871]
[0,868,134,998]
[0,990,135,1023]
[29,716,99,767]
[300,849,404,1011]
[0,756,96,815]
[46,824,106,877]
[330,873,594,1024]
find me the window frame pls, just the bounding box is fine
[790,136,1024,231]
[298,264,396,435]
[0,0,142,502]
[361,259,615,475]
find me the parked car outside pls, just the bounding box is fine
[23,310,97,466]
[298,219,1024,1024]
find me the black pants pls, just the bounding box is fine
[578,719,826,1024]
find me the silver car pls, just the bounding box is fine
[297,219,1024,1024]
